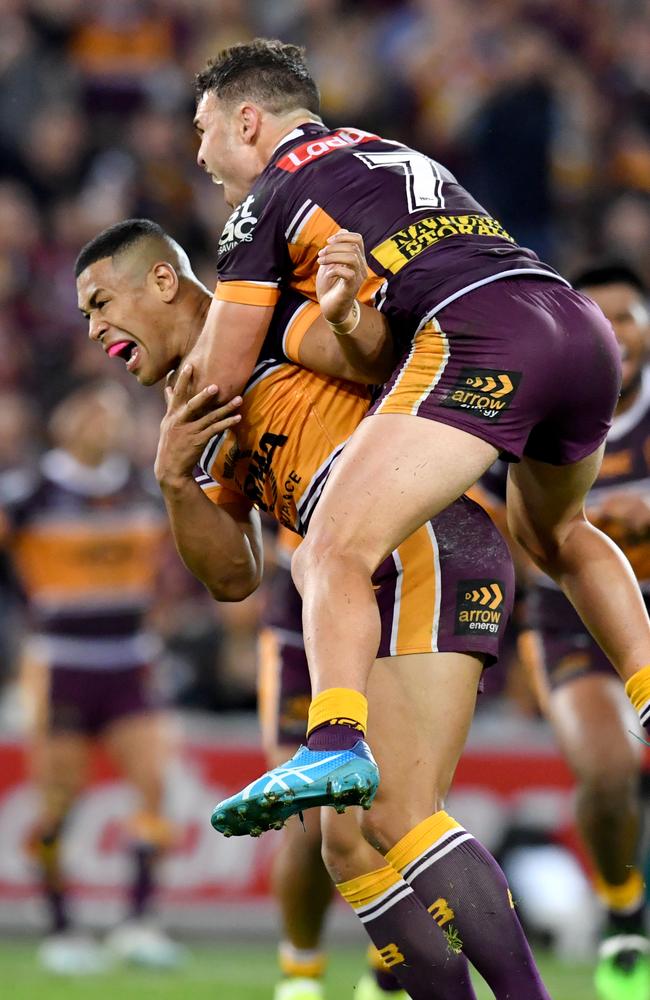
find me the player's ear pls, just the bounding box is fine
[151,262,179,302]
[239,103,262,144]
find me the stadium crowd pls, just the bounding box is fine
[0,0,648,714]
[0,2,648,995]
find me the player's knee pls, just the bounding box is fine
[360,798,438,855]
[293,528,372,596]
[576,756,640,806]
[320,814,365,883]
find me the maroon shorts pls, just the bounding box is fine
[526,629,613,691]
[259,494,515,746]
[49,664,159,735]
[371,277,622,464]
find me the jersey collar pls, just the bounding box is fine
[270,122,329,161]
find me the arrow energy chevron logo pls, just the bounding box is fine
[441,367,521,421]
[455,579,505,635]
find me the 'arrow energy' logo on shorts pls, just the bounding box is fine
[441,367,521,420]
[455,579,505,635]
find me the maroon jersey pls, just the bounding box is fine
[215,122,565,343]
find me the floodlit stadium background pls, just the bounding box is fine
[0,1,649,997]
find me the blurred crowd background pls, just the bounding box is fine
[0,0,649,720]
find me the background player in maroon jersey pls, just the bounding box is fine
[184,41,650,851]
[4,382,184,974]
[515,264,650,1000]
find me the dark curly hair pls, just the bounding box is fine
[195,38,320,116]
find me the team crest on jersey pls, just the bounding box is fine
[441,367,521,421]
[218,194,259,256]
[455,580,505,635]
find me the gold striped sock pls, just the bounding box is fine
[625,665,650,728]
[336,865,403,911]
[307,688,368,737]
[386,811,463,873]
[278,942,327,979]
[594,870,646,913]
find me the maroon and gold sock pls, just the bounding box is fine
[625,666,650,736]
[366,944,406,993]
[337,864,477,1000]
[595,869,647,937]
[29,822,69,934]
[125,813,174,919]
[386,811,551,1000]
[306,688,367,751]
[278,941,327,983]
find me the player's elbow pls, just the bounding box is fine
[205,563,261,603]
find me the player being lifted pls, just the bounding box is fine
[182,40,650,839]
[75,219,552,999]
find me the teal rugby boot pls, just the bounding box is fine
[211,740,379,837]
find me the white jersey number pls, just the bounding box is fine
[354,149,445,213]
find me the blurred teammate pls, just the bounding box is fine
[259,527,404,1000]
[3,382,184,973]
[75,219,552,999]
[514,264,650,1000]
[184,40,650,832]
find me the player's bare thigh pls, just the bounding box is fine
[506,446,605,548]
[19,654,90,818]
[103,711,173,813]
[298,413,497,574]
[358,650,483,853]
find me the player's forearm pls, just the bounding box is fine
[184,297,274,399]
[330,303,397,384]
[299,304,397,385]
[160,478,262,602]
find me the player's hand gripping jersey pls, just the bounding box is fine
[215,123,565,341]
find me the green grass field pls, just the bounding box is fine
[0,940,593,999]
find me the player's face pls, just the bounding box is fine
[194,91,258,208]
[77,258,179,386]
[584,282,649,391]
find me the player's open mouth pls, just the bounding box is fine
[107,339,140,372]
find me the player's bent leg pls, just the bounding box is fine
[292,414,497,696]
[507,449,650,684]
[544,673,650,1000]
[103,711,185,969]
[352,650,551,1000]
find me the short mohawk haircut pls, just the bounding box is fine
[195,38,320,117]
[74,218,167,278]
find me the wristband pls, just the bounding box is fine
[327,299,361,335]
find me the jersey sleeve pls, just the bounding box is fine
[193,466,246,508]
[262,287,323,364]
[215,185,290,309]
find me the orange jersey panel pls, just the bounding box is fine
[201,363,370,533]
[12,516,166,606]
